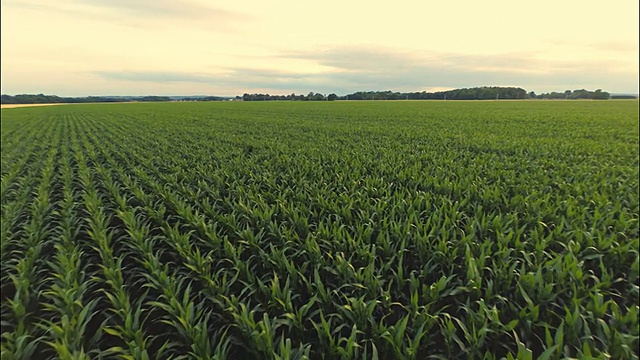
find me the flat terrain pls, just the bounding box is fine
[1,100,638,359]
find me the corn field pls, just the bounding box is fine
[1,100,638,359]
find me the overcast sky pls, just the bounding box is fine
[1,0,638,96]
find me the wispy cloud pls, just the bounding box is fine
[92,71,219,83]
[77,0,253,22]
[83,44,640,95]
[3,0,637,96]
[275,46,637,92]
[91,69,328,92]
[4,0,254,30]
[282,46,631,75]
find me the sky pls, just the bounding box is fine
[1,0,638,96]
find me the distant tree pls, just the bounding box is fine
[2,93,137,104]
[138,96,171,102]
[1,95,17,104]
[592,89,610,100]
[231,86,610,103]
[537,89,610,100]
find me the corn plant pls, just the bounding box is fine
[1,100,638,359]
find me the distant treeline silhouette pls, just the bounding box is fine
[534,89,611,100]
[0,94,233,104]
[343,87,528,100]
[240,87,617,101]
[3,87,625,105]
[2,94,122,104]
[240,87,529,101]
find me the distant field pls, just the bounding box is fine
[1,100,638,359]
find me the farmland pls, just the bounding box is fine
[1,100,638,359]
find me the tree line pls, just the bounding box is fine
[533,89,611,100]
[0,94,177,104]
[0,94,233,104]
[3,87,622,105]
[240,87,622,101]
[240,87,528,101]
[1,94,124,104]
[341,87,529,100]
[240,92,339,101]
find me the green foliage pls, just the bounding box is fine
[343,86,529,100]
[0,94,228,104]
[536,89,611,100]
[0,100,638,359]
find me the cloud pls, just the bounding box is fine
[91,69,327,92]
[92,71,219,83]
[90,46,638,95]
[3,0,254,30]
[90,68,340,95]
[77,0,253,22]
[2,0,85,17]
[282,46,630,75]
[276,46,637,93]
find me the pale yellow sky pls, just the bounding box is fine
[1,0,638,96]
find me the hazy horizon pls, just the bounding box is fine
[2,89,639,99]
[2,0,638,97]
